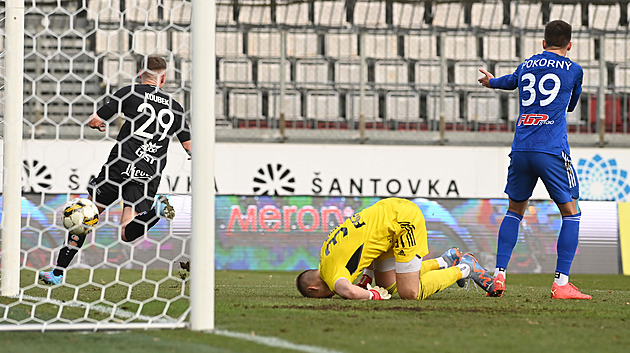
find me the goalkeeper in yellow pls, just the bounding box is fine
[296,198,495,300]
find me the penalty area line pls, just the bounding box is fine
[213,329,344,353]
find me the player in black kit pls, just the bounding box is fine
[40,56,191,285]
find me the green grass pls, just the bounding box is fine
[2,270,630,353]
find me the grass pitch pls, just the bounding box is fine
[1,270,629,353]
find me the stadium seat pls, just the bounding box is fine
[353,0,387,28]
[432,1,466,28]
[87,0,122,23]
[404,34,437,60]
[467,93,501,123]
[427,91,460,122]
[296,58,331,89]
[334,59,367,90]
[268,90,306,127]
[314,0,347,27]
[454,61,487,89]
[180,59,191,83]
[247,30,282,57]
[589,4,621,30]
[218,57,255,88]
[125,0,160,24]
[215,1,236,26]
[132,31,168,56]
[326,32,359,58]
[414,60,443,89]
[346,91,382,128]
[216,30,243,57]
[604,36,630,63]
[228,88,265,126]
[494,61,520,77]
[385,91,420,125]
[256,58,291,89]
[392,1,427,29]
[614,64,630,93]
[215,89,227,125]
[363,33,399,59]
[171,31,191,59]
[95,29,130,55]
[588,95,624,133]
[276,2,310,26]
[443,34,478,60]
[162,0,193,25]
[471,1,505,29]
[581,62,608,93]
[306,91,343,126]
[237,1,273,25]
[549,3,582,29]
[374,60,409,89]
[483,34,517,61]
[287,31,320,58]
[511,2,542,29]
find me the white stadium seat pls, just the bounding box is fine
[427,92,460,121]
[385,91,419,122]
[374,60,409,89]
[247,30,282,57]
[218,57,254,88]
[306,91,341,122]
[393,1,427,29]
[216,30,243,57]
[414,61,443,89]
[268,90,303,121]
[363,33,398,59]
[346,91,380,123]
[404,34,437,60]
[296,58,330,89]
[314,0,347,27]
[256,59,291,89]
[467,93,501,123]
[353,0,387,28]
[334,59,367,89]
[228,89,263,120]
[326,32,359,58]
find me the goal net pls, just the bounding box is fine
[0,0,212,331]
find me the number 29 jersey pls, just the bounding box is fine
[490,51,583,155]
[318,198,429,293]
[96,84,191,181]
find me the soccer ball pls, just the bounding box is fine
[62,198,99,236]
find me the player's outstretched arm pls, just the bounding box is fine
[478,68,495,88]
[87,113,106,132]
[335,278,391,300]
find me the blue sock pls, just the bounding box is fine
[495,210,523,269]
[555,212,581,275]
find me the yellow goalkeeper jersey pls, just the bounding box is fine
[318,198,428,293]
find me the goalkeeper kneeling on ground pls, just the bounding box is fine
[296,198,495,300]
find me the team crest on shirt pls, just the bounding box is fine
[517,114,552,126]
[135,142,161,164]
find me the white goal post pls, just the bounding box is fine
[0,0,24,298]
[0,0,215,331]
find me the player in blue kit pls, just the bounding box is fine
[477,20,591,299]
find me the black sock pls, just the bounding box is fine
[123,208,159,242]
[53,232,86,276]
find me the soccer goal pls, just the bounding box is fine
[0,0,214,331]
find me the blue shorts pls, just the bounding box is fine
[505,151,579,204]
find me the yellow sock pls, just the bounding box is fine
[385,282,398,295]
[418,267,463,300]
[420,258,440,276]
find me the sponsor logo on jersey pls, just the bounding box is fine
[135,142,161,164]
[121,164,152,180]
[517,114,553,126]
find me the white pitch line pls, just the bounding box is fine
[213,329,345,353]
[14,294,176,324]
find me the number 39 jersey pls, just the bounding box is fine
[318,198,429,293]
[96,84,191,181]
[490,51,583,155]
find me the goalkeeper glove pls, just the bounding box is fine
[367,284,391,300]
[355,273,373,290]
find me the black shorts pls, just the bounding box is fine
[87,175,160,213]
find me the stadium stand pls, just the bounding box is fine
[8,0,630,139]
